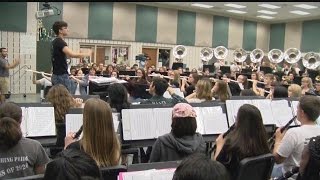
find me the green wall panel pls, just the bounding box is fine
[176,10,196,46]
[88,2,113,40]
[135,5,158,43]
[212,16,229,47]
[242,20,257,51]
[269,23,285,51]
[301,20,320,52]
[0,2,27,32]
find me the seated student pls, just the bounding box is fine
[32,71,52,97]
[172,153,230,180]
[297,135,320,180]
[70,69,88,96]
[267,85,288,99]
[64,98,121,167]
[141,77,187,105]
[211,80,230,102]
[46,85,83,147]
[149,103,206,162]
[180,72,200,97]
[288,84,302,98]
[272,95,320,178]
[44,148,102,180]
[186,78,214,103]
[107,83,130,113]
[0,103,50,179]
[213,104,270,180]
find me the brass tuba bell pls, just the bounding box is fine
[214,46,228,60]
[233,48,247,63]
[284,48,301,64]
[200,47,214,63]
[250,48,264,63]
[302,52,320,70]
[268,49,284,64]
[173,45,187,62]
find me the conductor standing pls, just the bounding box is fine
[51,21,91,93]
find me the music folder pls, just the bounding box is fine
[171,62,183,70]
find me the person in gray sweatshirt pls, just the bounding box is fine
[149,103,206,162]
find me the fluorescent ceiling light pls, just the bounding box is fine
[257,10,277,15]
[294,4,318,9]
[290,10,310,15]
[226,9,247,14]
[257,15,274,19]
[191,3,213,8]
[224,3,246,9]
[258,4,281,9]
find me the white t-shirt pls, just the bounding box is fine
[277,124,320,173]
[38,78,52,88]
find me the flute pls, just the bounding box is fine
[273,167,299,180]
[26,69,52,76]
[119,75,140,78]
[247,79,266,85]
[73,126,83,139]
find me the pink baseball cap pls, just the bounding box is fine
[172,103,197,118]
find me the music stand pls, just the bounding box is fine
[203,65,215,73]
[220,66,231,74]
[119,71,136,76]
[260,66,272,74]
[241,68,252,74]
[172,63,183,70]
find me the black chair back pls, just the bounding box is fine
[8,174,44,180]
[236,153,275,180]
[127,161,180,172]
[100,165,127,180]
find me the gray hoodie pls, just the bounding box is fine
[149,132,206,162]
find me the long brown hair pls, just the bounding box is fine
[196,79,212,101]
[225,104,270,159]
[46,84,74,122]
[80,98,121,167]
[213,80,230,102]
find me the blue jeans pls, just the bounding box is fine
[51,74,76,94]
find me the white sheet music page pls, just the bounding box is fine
[20,107,27,137]
[291,101,299,116]
[112,113,120,132]
[226,100,252,126]
[121,109,132,140]
[153,108,172,137]
[202,106,228,135]
[66,114,83,135]
[271,100,294,127]
[26,107,56,137]
[251,99,275,125]
[119,169,175,180]
[193,107,205,134]
[128,109,156,140]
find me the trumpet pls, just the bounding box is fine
[268,116,297,149]
[282,75,290,81]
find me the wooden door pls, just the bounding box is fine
[142,48,157,69]
[96,47,106,65]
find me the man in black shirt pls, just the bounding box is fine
[51,21,91,93]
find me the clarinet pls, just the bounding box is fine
[209,124,236,155]
[73,126,83,139]
[273,166,299,180]
[268,116,297,148]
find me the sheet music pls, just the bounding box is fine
[122,109,132,140]
[226,100,252,126]
[202,106,228,134]
[193,107,205,134]
[119,169,175,180]
[122,109,156,140]
[66,114,83,135]
[153,108,172,137]
[251,99,275,125]
[271,100,294,127]
[26,107,56,137]
[112,113,120,132]
[20,107,27,137]
[291,101,299,116]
